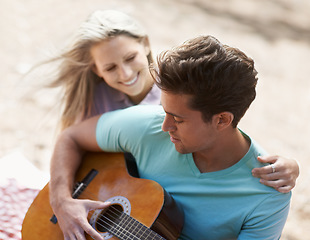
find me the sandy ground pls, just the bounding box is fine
[1,0,309,239]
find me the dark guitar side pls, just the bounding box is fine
[22,152,183,240]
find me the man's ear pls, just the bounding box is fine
[213,112,234,130]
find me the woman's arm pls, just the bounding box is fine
[252,155,299,193]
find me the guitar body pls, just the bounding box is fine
[22,152,183,240]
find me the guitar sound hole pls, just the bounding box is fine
[96,204,124,232]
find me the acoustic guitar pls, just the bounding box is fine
[22,152,184,240]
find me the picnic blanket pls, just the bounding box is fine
[0,152,49,240]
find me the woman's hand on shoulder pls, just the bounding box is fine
[252,155,300,193]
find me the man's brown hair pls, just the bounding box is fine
[154,35,258,128]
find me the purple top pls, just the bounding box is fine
[88,80,161,118]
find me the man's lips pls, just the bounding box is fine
[170,135,180,143]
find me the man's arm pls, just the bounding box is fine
[238,192,291,240]
[49,115,109,240]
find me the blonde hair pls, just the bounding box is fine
[49,10,153,130]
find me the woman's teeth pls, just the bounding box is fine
[123,76,138,86]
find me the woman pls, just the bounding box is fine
[49,10,160,130]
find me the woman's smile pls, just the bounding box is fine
[122,74,139,86]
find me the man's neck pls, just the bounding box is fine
[193,129,250,173]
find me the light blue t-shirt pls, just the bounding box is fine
[96,105,291,240]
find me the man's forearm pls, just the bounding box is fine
[49,131,85,208]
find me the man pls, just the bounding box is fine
[50,35,291,240]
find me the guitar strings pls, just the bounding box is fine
[77,188,164,240]
[96,210,141,240]
[77,188,145,239]
[94,208,151,240]
[96,212,162,240]
[95,205,150,239]
[95,208,164,240]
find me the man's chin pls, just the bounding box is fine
[174,145,189,154]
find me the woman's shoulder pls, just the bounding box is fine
[91,81,133,115]
[139,84,161,105]
[123,105,164,117]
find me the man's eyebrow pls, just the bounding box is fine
[165,111,184,118]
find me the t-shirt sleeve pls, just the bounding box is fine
[96,109,124,152]
[96,105,164,153]
[238,192,291,240]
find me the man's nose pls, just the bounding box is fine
[162,115,176,132]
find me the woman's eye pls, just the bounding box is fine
[105,66,116,72]
[126,55,136,62]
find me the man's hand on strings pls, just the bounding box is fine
[52,197,110,240]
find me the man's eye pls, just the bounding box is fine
[173,117,183,124]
